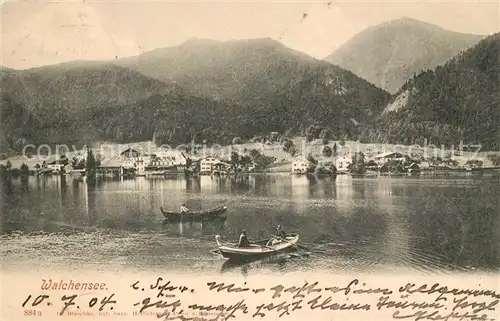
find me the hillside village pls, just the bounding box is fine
[1,130,499,180]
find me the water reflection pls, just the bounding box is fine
[1,174,498,273]
[161,217,227,238]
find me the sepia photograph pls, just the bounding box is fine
[1,0,499,320]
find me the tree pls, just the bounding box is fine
[20,163,29,175]
[5,160,12,169]
[249,149,260,159]
[305,125,322,142]
[319,128,332,141]
[250,149,276,169]
[322,145,333,157]
[186,157,193,169]
[350,152,366,174]
[85,148,97,185]
[282,139,294,154]
[232,137,242,145]
[20,163,30,184]
[306,154,318,173]
[0,164,13,194]
[230,152,240,168]
[240,155,253,168]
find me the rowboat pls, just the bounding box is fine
[160,205,228,222]
[214,233,299,260]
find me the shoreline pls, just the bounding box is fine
[1,138,499,177]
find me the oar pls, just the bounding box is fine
[294,243,311,251]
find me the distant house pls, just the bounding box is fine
[120,147,141,158]
[47,163,65,173]
[374,152,408,165]
[151,150,187,170]
[335,155,352,173]
[119,148,154,174]
[98,158,123,177]
[200,156,231,174]
[200,156,219,174]
[268,132,279,142]
[212,161,231,174]
[292,156,311,174]
[98,158,134,177]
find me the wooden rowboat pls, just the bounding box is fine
[214,233,299,260]
[160,205,228,222]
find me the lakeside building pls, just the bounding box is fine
[335,155,352,173]
[373,152,408,165]
[292,156,312,174]
[119,147,153,175]
[199,156,231,175]
[151,150,187,170]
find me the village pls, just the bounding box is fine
[1,133,499,179]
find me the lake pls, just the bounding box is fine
[1,173,499,276]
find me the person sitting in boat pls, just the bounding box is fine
[267,225,287,245]
[275,225,287,239]
[180,204,189,213]
[237,230,251,248]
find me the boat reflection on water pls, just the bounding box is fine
[161,216,228,238]
[161,216,227,226]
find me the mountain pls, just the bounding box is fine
[324,17,485,93]
[116,37,391,133]
[369,32,500,150]
[117,37,320,101]
[0,62,224,150]
[1,39,392,153]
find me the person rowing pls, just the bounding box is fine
[267,225,287,246]
[237,230,251,248]
[275,225,287,239]
[180,204,189,213]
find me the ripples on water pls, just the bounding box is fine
[1,174,499,275]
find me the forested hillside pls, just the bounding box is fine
[367,33,500,150]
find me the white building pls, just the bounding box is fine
[199,156,231,174]
[335,155,352,173]
[374,152,408,165]
[119,148,152,173]
[292,156,311,174]
[151,150,187,169]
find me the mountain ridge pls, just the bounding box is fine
[324,17,485,93]
[370,32,500,150]
[1,39,391,152]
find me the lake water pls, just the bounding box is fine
[1,173,499,276]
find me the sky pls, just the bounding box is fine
[1,0,499,69]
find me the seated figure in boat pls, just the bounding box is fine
[268,225,287,245]
[275,225,287,239]
[237,230,251,247]
[180,204,189,213]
